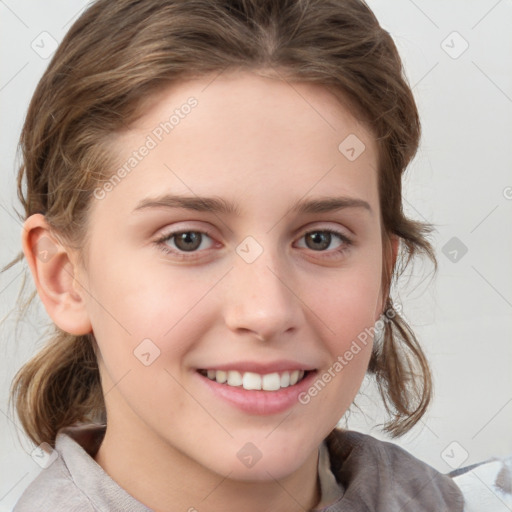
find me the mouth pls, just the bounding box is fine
[197,369,312,391]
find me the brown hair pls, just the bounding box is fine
[5,0,436,447]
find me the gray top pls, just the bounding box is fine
[14,425,150,512]
[13,423,342,512]
[13,423,512,511]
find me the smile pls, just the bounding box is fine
[198,369,309,391]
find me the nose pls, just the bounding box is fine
[223,243,302,343]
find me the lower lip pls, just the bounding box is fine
[196,371,317,415]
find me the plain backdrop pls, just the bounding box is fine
[1,1,511,510]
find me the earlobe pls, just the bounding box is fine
[21,214,92,335]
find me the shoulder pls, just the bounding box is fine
[325,429,464,512]
[13,425,152,512]
[449,455,512,511]
[13,455,95,512]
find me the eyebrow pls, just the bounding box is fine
[133,194,372,216]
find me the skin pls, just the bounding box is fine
[23,70,397,512]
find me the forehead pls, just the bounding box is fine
[98,70,379,217]
[133,69,375,150]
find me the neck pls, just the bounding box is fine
[94,419,321,512]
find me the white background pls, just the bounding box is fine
[1,1,511,510]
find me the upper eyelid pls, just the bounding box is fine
[157,225,352,242]
[156,220,353,238]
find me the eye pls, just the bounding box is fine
[154,229,215,259]
[295,229,352,257]
[154,227,353,260]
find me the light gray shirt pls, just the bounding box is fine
[13,423,512,511]
[13,424,342,512]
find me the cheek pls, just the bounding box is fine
[301,253,382,408]
[84,261,217,425]
[316,256,383,343]
[83,244,221,378]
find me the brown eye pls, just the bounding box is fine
[155,230,215,258]
[298,229,352,258]
[304,231,332,251]
[172,232,203,252]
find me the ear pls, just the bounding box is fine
[375,234,400,321]
[21,214,92,335]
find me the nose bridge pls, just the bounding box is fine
[223,235,300,341]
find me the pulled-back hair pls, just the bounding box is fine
[5,0,436,447]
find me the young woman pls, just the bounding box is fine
[5,0,510,510]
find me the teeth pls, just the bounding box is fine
[215,370,227,384]
[280,371,290,388]
[262,373,281,391]
[227,370,242,386]
[242,372,262,390]
[203,369,308,391]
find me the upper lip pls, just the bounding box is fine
[197,360,317,374]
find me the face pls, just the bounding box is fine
[79,70,385,481]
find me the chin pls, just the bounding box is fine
[221,454,306,482]
[200,432,319,482]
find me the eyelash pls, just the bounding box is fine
[153,227,353,261]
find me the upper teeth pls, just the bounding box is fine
[204,369,305,391]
